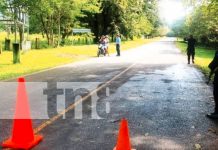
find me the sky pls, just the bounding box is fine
[158,0,187,25]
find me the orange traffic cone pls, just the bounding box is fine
[113,119,135,150]
[2,77,43,149]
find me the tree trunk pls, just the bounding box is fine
[40,14,53,46]
[18,26,23,50]
[13,43,20,64]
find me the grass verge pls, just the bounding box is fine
[0,37,160,80]
[175,40,216,77]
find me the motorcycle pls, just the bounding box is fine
[97,44,106,57]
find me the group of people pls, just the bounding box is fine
[99,34,121,56]
[99,35,110,56]
[186,35,218,119]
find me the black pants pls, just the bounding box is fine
[187,52,195,63]
[116,44,120,56]
[214,76,218,113]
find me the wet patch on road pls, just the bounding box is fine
[161,79,174,83]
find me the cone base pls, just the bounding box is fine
[113,147,136,150]
[2,135,43,149]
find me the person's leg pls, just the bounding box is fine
[116,44,119,56]
[214,82,218,113]
[116,44,120,56]
[107,47,109,56]
[103,46,106,55]
[192,52,195,64]
[118,44,120,56]
[187,53,190,64]
[207,78,218,119]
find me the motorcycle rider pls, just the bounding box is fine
[99,35,106,53]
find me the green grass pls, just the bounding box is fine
[0,37,160,80]
[176,41,216,76]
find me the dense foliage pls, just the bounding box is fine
[0,0,161,46]
[171,0,218,47]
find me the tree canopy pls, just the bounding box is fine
[0,0,161,45]
[171,0,218,47]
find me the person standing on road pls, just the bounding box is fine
[187,35,197,64]
[207,50,218,119]
[116,34,121,56]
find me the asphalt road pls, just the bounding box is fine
[1,38,218,150]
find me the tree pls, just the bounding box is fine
[171,0,218,46]
[171,18,189,37]
[143,0,161,36]
[27,0,85,46]
[27,0,57,46]
[80,0,160,41]
[0,0,30,49]
[1,0,162,46]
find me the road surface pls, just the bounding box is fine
[1,38,218,150]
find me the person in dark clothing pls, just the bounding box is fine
[207,50,218,119]
[187,35,197,64]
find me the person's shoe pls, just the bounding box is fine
[188,62,190,64]
[206,112,218,119]
[192,60,195,64]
